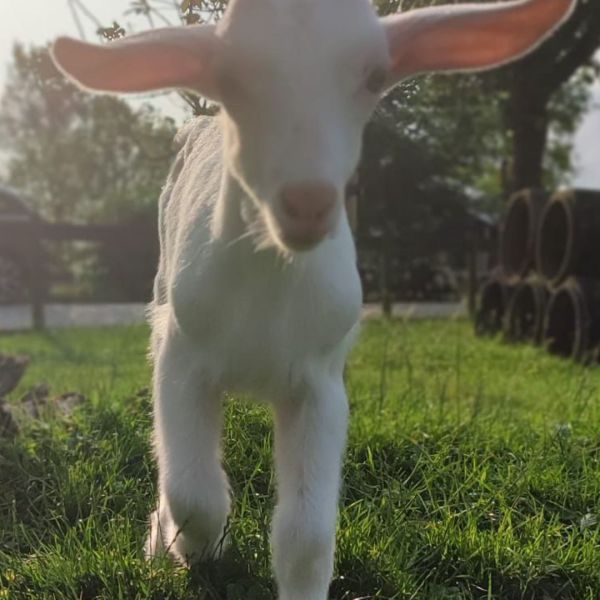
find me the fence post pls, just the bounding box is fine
[31,284,46,331]
[380,156,393,318]
[467,231,478,317]
[380,224,392,318]
[29,221,46,331]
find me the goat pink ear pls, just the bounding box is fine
[381,0,575,84]
[51,25,221,98]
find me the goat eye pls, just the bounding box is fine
[364,67,388,94]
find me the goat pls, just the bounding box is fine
[51,0,574,597]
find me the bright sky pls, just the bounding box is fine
[0,0,189,120]
[0,0,598,188]
[573,80,600,188]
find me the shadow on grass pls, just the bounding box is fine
[186,551,273,600]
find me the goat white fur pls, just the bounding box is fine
[51,0,574,598]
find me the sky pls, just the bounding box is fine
[0,0,598,188]
[0,0,189,119]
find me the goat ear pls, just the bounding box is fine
[381,0,575,84]
[51,25,221,98]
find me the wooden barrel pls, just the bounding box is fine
[500,189,547,283]
[475,276,514,335]
[504,279,548,344]
[542,277,600,363]
[536,189,600,287]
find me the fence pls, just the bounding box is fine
[0,218,157,330]
[1,189,494,330]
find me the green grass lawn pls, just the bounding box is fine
[1,320,599,599]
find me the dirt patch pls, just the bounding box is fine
[0,354,85,439]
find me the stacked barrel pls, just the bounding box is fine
[476,188,600,363]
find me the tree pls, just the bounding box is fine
[500,0,600,192]
[0,44,181,301]
[0,44,178,223]
[374,0,599,199]
[366,0,600,209]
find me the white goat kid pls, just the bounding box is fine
[51,0,574,598]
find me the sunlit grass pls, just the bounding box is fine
[1,321,599,599]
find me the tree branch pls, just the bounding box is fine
[511,2,600,95]
[544,18,600,93]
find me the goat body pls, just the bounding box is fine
[151,118,361,394]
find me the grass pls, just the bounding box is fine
[0,320,599,599]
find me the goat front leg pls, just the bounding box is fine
[272,376,349,600]
[145,328,230,565]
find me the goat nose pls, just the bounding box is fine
[279,183,336,248]
[281,183,336,222]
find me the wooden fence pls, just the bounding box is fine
[1,202,494,330]
[0,219,157,330]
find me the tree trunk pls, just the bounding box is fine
[506,81,551,196]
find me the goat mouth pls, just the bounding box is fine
[276,216,332,252]
[279,229,327,252]
[262,209,330,253]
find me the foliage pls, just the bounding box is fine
[543,65,600,186]
[361,75,509,222]
[1,321,599,599]
[361,71,593,227]
[368,0,599,206]
[0,44,178,224]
